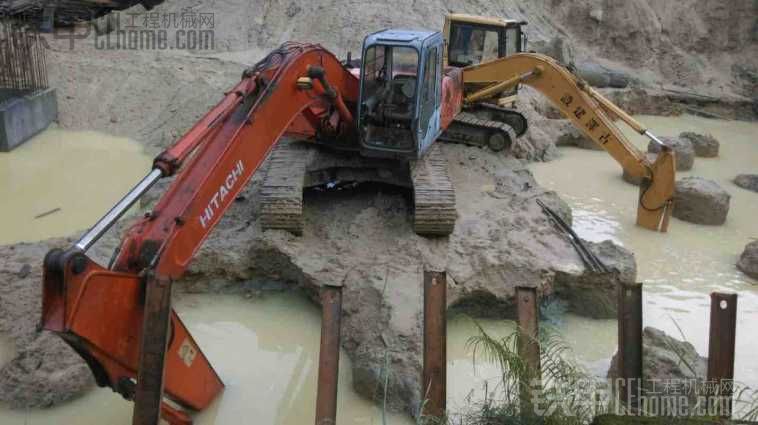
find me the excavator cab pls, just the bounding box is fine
[443,13,526,104]
[443,13,527,68]
[358,29,443,159]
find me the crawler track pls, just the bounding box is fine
[260,141,308,235]
[439,104,526,152]
[410,145,457,236]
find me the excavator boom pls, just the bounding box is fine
[462,53,675,231]
[41,42,359,423]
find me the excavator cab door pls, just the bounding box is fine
[357,30,443,160]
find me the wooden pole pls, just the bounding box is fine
[707,292,737,418]
[516,286,540,415]
[422,270,447,419]
[315,285,343,425]
[617,282,643,413]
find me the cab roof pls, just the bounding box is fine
[363,29,442,51]
[371,29,438,43]
[447,13,526,27]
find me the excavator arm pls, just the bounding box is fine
[41,42,359,424]
[462,53,675,232]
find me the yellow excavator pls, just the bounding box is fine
[443,13,676,231]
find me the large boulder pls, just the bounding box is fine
[648,136,695,171]
[673,177,731,225]
[575,62,631,89]
[608,327,707,412]
[552,240,637,319]
[734,174,758,193]
[737,240,758,280]
[679,132,720,157]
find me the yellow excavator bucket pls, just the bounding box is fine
[636,148,676,232]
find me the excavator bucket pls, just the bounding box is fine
[42,249,224,413]
[636,148,676,232]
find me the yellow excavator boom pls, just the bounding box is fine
[462,53,675,232]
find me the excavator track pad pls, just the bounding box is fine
[260,140,310,235]
[440,103,526,153]
[410,145,457,236]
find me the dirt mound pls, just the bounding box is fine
[165,142,635,414]
[0,236,121,407]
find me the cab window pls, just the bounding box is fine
[362,45,386,100]
[449,24,500,66]
[419,46,438,139]
[505,27,520,56]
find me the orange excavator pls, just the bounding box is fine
[41,18,676,425]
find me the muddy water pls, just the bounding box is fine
[0,127,152,245]
[0,293,413,425]
[531,114,758,388]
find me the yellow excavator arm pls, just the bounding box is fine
[462,53,676,232]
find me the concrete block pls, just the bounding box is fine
[0,88,58,152]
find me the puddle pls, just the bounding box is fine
[0,127,152,245]
[531,114,758,388]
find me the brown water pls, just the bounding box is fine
[0,127,152,245]
[0,293,414,425]
[531,114,758,388]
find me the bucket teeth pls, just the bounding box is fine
[260,141,308,235]
[410,145,457,236]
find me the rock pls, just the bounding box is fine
[587,240,638,285]
[533,36,575,65]
[553,240,637,319]
[673,177,731,225]
[516,87,583,160]
[622,153,658,186]
[648,136,695,171]
[589,7,603,23]
[737,240,758,279]
[606,70,631,89]
[679,132,719,157]
[575,62,630,89]
[556,126,602,151]
[576,62,611,88]
[734,174,758,193]
[608,327,707,411]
